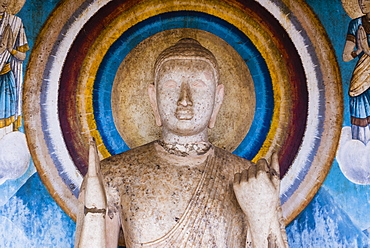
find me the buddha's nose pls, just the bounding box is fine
[177,81,193,107]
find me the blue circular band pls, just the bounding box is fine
[93,11,273,159]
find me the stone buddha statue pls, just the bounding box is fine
[75,38,288,248]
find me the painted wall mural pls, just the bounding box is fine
[0,0,369,247]
[0,0,31,189]
[337,0,370,185]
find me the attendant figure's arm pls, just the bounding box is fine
[343,25,367,61]
[75,139,108,248]
[233,153,288,248]
[0,24,26,60]
[0,24,11,54]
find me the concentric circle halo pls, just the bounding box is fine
[23,0,342,225]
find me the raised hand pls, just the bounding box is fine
[233,153,286,247]
[76,138,107,248]
[84,138,106,211]
[233,153,280,217]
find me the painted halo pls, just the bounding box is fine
[341,0,363,19]
[24,0,342,224]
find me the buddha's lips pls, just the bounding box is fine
[175,107,194,120]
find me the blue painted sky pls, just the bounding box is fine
[307,0,370,231]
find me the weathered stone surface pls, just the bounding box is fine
[76,38,287,248]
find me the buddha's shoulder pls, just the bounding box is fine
[213,146,253,169]
[100,141,156,177]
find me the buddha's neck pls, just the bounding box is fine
[156,139,212,157]
[159,129,212,157]
[154,140,213,167]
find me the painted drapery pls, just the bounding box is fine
[347,16,370,143]
[0,11,28,130]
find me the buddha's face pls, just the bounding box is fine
[151,59,223,137]
[359,0,370,14]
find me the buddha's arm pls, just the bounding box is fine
[75,139,108,248]
[233,153,288,248]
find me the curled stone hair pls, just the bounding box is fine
[154,38,220,83]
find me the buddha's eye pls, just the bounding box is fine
[191,80,206,88]
[162,80,177,88]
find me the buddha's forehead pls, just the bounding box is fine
[155,59,217,82]
[154,39,220,83]
[158,59,213,72]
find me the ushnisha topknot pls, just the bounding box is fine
[154,38,220,82]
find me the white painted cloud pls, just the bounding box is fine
[0,132,31,185]
[337,126,370,185]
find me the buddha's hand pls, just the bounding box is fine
[76,139,107,247]
[83,138,107,211]
[233,153,280,227]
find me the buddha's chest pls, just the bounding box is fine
[117,162,237,244]
[118,163,203,241]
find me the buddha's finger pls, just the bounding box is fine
[256,158,268,176]
[234,173,241,185]
[270,152,280,188]
[88,137,100,178]
[247,164,256,179]
[241,168,249,182]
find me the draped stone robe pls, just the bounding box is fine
[101,141,252,248]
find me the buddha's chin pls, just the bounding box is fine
[170,122,206,136]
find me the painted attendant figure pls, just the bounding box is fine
[0,0,28,140]
[75,38,288,248]
[343,0,370,144]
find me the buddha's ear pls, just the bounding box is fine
[148,83,162,127]
[209,84,224,129]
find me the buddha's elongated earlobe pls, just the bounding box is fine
[209,84,224,129]
[148,83,162,127]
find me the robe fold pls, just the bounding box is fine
[102,142,250,248]
[0,12,28,129]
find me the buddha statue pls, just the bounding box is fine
[75,38,288,248]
